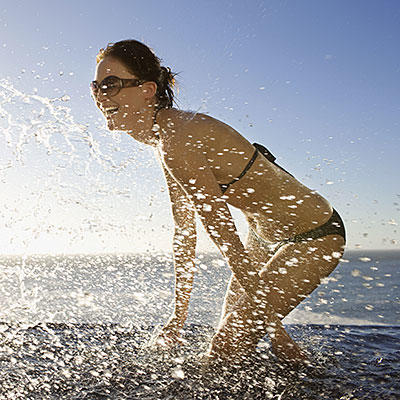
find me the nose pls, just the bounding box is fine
[92,87,105,101]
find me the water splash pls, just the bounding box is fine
[0,78,134,171]
[0,79,161,255]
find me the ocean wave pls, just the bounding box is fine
[284,309,388,326]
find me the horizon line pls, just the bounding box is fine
[0,248,399,258]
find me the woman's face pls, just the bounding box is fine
[93,56,153,131]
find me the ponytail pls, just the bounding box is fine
[157,66,177,109]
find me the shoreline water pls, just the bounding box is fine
[0,249,399,398]
[0,321,399,400]
[1,249,399,326]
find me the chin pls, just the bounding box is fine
[107,119,122,131]
[106,119,114,130]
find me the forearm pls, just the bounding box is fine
[159,141,267,314]
[171,225,197,323]
[196,199,262,299]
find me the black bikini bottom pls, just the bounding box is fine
[250,208,346,246]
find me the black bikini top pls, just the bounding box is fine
[219,142,293,194]
[153,109,290,195]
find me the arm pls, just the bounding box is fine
[154,160,197,347]
[160,137,263,300]
[163,162,197,326]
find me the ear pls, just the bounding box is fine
[141,81,158,99]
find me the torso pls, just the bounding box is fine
[156,108,333,242]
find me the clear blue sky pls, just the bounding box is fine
[0,0,399,253]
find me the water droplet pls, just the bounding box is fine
[171,367,185,379]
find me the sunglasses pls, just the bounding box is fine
[90,75,144,97]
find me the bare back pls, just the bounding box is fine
[156,109,332,242]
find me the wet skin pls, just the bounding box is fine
[93,56,346,364]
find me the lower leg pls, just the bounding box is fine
[207,311,264,361]
[217,226,274,324]
[209,236,344,364]
[208,294,307,364]
[209,291,297,360]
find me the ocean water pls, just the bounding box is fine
[0,250,399,399]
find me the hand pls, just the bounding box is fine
[152,315,186,349]
[270,326,310,366]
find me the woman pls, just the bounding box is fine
[91,40,346,365]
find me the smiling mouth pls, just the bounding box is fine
[103,107,119,116]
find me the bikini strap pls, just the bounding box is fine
[253,143,276,162]
[253,142,294,178]
[220,147,259,193]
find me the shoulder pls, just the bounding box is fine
[156,109,202,150]
[158,108,215,131]
[157,108,236,148]
[156,111,211,176]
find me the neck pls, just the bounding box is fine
[126,105,164,146]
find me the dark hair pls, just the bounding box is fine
[97,40,177,109]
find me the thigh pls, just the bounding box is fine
[259,234,345,318]
[210,233,345,358]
